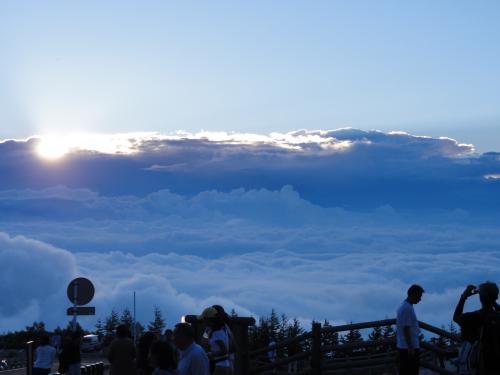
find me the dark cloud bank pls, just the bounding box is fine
[0,129,499,330]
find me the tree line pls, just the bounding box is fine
[0,307,458,354]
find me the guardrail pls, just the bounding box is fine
[249,318,460,375]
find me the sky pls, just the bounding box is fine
[1,1,500,150]
[1,1,500,332]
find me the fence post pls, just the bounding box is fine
[26,340,34,375]
[311,322,322,375]
[233,320,253,375]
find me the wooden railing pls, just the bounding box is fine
[248,319,460,375]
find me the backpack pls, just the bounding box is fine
[469,312,500,374]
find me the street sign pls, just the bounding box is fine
[67,307,96,316]
[67,277,95,305]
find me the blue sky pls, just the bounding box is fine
[1,1,500,151]
[1,2,500,330]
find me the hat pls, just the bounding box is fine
[197,307,219,320]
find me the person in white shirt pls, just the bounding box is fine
[34,334,56,375]
[174,323,210,375]
[396,284,424,375]
[198,307,232,375]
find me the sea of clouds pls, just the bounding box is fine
[1,129,499,331]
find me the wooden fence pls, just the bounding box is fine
[248,319,460,375]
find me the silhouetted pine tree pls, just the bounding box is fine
[448,321,459,346]
[26,321,46,333]
[249,316,272,351]
[322,320,340,359]
[269,309,280,340]
[277,313,289,343]
[105,309,120,338]
[95,319,105,338]
[148,306,166,335]
[120,308,134,328]
[381,323,396,352]
[65,321,84,337]
[285,318,304,360]
[341,324,364,357]
[368,325,384,353]
[288,318,304,337]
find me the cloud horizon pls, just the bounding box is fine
[1,128,499,331]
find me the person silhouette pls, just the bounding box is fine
[33,334,56,375]
[454,282,500,375]
[174,323,210,375]
[396,284,424,375]
[108,324,137,375]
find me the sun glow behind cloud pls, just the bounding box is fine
[36,137,71,160]
[33,130,362,161]
[34,132,158,159]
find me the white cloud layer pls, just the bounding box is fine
[0,186,499,331]
[0,129,499,331]
[1,129,498,211]
[1,230,497,331]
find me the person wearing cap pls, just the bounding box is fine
[396,284,424,375]
[198,307,232,375]
[174,323,210,375]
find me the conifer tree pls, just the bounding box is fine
[65,321,84,336]
[148,306,166,335]
[269,309,280,341]
[448,321,458,346]
[381,323,396,351]
[368,325,384,353]
[120,308,134,328]
[382,324,395,339]
[105,309,120,337]
[95,319,105,338]
[249,316,271,350]
[26,321,46,333]
[288,318,303,338]
[322,320,339,358]
[341,323,364,357]
[278,313,289,342]
[341,327,363,344]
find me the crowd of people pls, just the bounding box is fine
[31,282,500,375]
[396,281,500,375]
[108,304,234,375]
[33,304,233,375]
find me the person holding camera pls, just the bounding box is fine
[453,282,500,375]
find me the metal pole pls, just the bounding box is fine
[72,280,79,332]
[133,291,136,345]
[26,340,34,375]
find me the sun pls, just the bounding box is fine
[36,136,71,160]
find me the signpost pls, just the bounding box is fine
[67,306,96,315]
[67,277,95,331]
